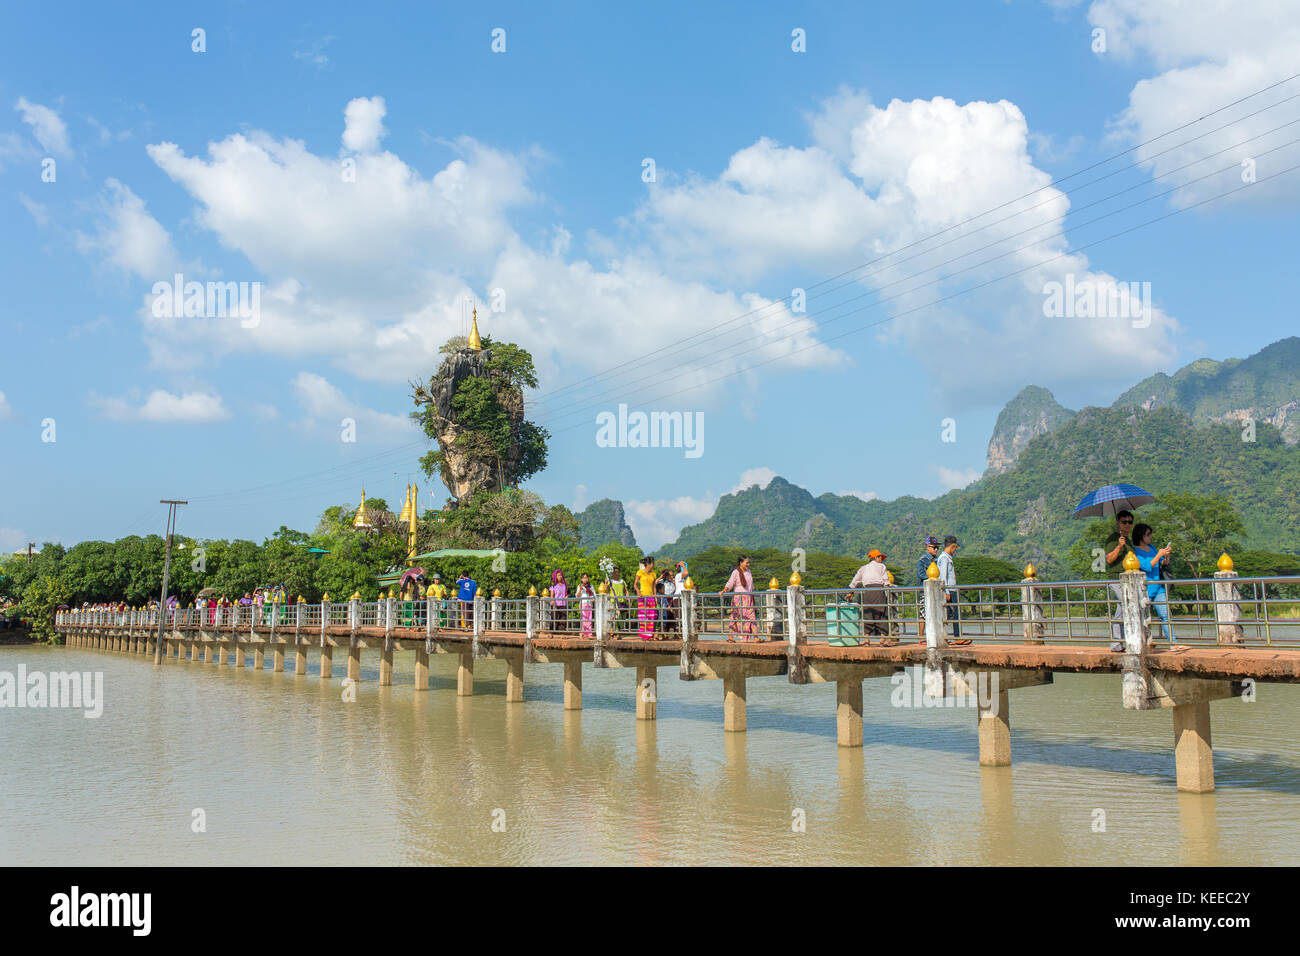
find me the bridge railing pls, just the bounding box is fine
[693,589,781,641]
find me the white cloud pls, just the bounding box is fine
[15,97,70,157]
[134,100,845,407]
[342,96,387,153]
[1087,0,1300,206]
[0,131,39,169]
[93,389,231,423]
[624,495,718,553]
[0,391,17,421]
[633,89,1184,403]
[936,466,982,491]
[730,467,777,494]
[18,193,49,227]
[76,179,185,279]
[291,371,415,440]
[838,489,879,502]
[573,483,588,511]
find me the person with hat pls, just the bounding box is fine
[849,549,893,644]
[935,535,971,645]
[428,572,448,628]
[915,536,941,642]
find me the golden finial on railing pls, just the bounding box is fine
[528,585,537,597]
[297,595,305,604]
[684,577,695,590]
[768,576,780,590]
[1024,563,1037,579]
[926,562,940,580]
[350,591,361,601]
[542,588,550,598]
[790,572,802,586]
[888,572,895,585]
[597,581,608,594]
[1122,551,1141,572]
[492,588,501,598]
[1217,553,1234,572]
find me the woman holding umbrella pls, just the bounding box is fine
[1073,483,1154,651]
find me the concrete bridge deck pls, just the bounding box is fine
[56,605,1299,795]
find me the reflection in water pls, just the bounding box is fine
[1,645,1297,865]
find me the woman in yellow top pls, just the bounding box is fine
[635,557,659,640]
[427,573,448,627]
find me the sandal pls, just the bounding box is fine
[946,639,973,646]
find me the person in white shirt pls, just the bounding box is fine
[849,549,893,644]
[934,535,970,645]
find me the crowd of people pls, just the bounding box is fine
[49,517,1190,648]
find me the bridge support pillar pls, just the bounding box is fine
[347,642,361,681]
[723,674,746,732]
[636,665,656,720]
[203,641,213,664]
[296,641,308,676]
[564,661,583,710]
[836,679,863,748]
[273,642,285,672]
[414,644,428,690]
[505,651,524,703]
[218,643,229,666]
[234,643,245,668]
[457,651,474,696]
[978,689,1012,767]
[187,640,198,662]
[1173,701,1214,793]
[380,643,393,686]
[254,643,265,670]
[320,644,333,680]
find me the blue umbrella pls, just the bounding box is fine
[1072,483,1156,518]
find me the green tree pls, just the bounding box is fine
[1147,493,1245,577]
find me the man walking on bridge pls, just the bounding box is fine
[1103,510,1135,651]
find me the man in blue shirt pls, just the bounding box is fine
[456,572,478,629]
[915,536,940,642]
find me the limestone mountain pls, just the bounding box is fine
[986,385,1075,474]
[575,498,638,550]
[657,405,1300,574]
[1114,336,1299,443]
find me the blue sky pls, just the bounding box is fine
[2,0,1298,551]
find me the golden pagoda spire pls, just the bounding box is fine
[353,488,371,529]
[467,307,483,351]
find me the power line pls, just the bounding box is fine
[543,159,1300,435]
[526,71,1300,411]
[535,133,1300,429]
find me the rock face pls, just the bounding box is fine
[986,386,1076,474]
[417,347,525,501]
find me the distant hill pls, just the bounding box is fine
[575,498,637,550]
[1114,336,1299,443]
[661,406,1300,574]
[608,337,1300,573]
[988,337,1300,473]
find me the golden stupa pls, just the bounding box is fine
[353,488,372,529]
[467,307,484,351]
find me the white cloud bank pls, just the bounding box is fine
[92,389,230,423]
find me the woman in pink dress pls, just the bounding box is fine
[576,573,596,637]
[550,569,569,632]
[720,555,757,642]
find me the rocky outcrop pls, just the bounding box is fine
[413,347,525,501]
[986,386,1075,474]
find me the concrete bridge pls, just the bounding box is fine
[54,563,1300,794]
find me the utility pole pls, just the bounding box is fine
[154,500,187,666]
[26,543,34,566]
